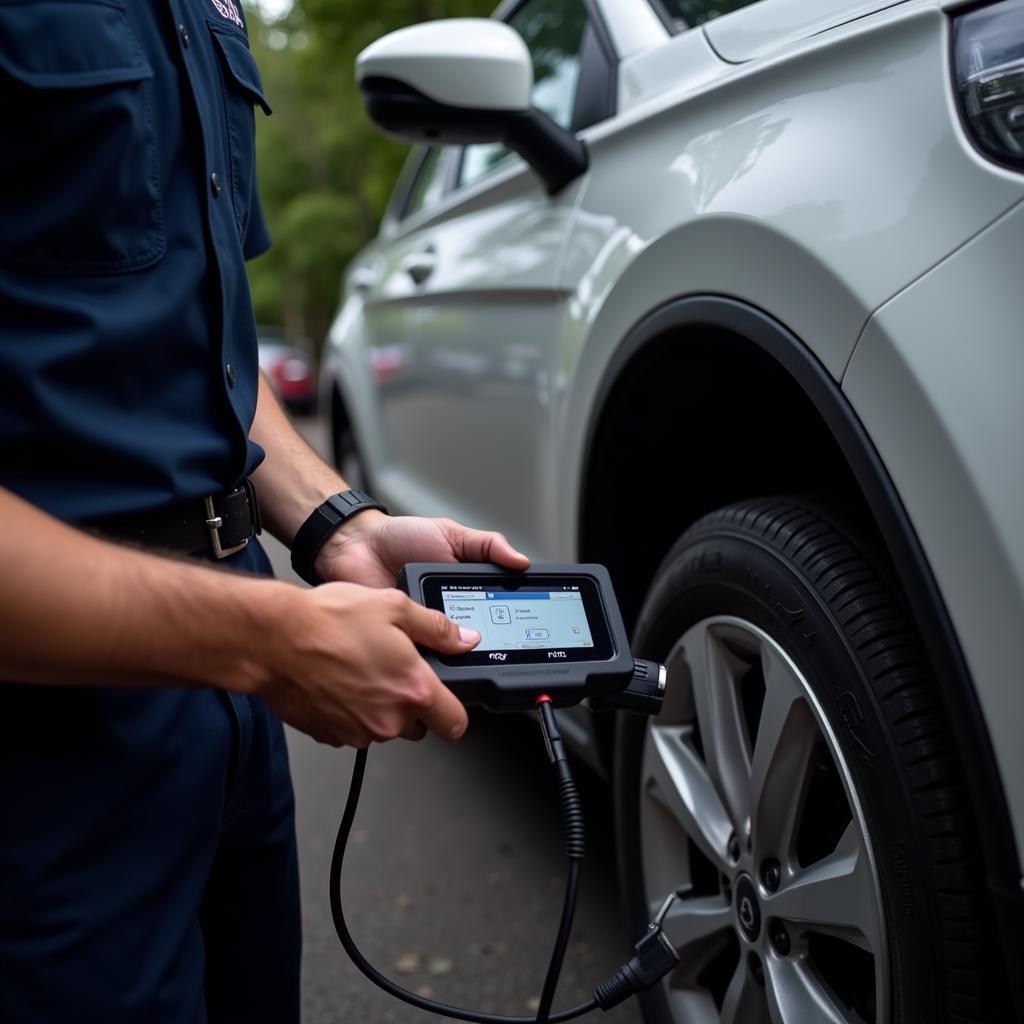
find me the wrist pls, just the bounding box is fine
[290,491,387,585]
[313,508,388,579]
[204,576,295,697]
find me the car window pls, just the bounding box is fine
[402,147,447,219]
[458,0,588,190]
[655,0,759,30]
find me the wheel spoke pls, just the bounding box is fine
[643,726,733,873]
[640,616,888,1024]
[659,640,698,724]
[665,989,721,1024]
[685,624,752,835]
[749,642,818,859]
[765,956,858,1024]
[721,962,771,1024]
[658,895,733,980]
[763,823,881,954]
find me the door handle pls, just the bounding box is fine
[401,244,437,285]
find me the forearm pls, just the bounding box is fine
[0,487,288,691]
[249,372,348,546]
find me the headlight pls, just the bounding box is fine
[954,0,1024,170]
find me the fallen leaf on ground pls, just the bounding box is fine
[428,955,454,976]
[394,952,421,975]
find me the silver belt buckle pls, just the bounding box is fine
[204,495,249,559]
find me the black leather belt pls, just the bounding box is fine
[88,481,261,559]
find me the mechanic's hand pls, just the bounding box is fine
[258,582,477,747]
[314,511,530,588]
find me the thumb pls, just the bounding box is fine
[402,603,481,654]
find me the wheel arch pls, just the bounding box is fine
[329,381,353,470]
[577,295,1023,999]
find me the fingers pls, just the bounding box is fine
[444,521,530,569]
[400,719,428,742]
[379,592,470,740]
[415,672,469,741]
[397,598,481,654]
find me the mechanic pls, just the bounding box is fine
[0,3,528,1022]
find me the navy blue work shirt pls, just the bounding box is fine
[0,0,272,523]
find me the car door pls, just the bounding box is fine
[364,0,616,554]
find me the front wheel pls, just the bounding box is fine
[331,398,369,493]
[614,499,995,1024]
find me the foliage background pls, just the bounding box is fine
[244,0,492,350]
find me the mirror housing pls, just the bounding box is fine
[356,18,588,195]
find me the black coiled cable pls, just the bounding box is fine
[533,699,585,1024]
[329,702,597,1024]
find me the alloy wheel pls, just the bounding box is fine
[639,616,888,1024]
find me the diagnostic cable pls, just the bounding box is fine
[330,564,685,1022]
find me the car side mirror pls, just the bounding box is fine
[356,18,588,195]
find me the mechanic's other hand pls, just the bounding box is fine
[258,582,476,747]
[314,511,530,588]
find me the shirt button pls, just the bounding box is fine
[210,172,222,198]
[226,363,236,388]
[179,24,190,48]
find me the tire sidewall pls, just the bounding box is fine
[615,524,939,1024]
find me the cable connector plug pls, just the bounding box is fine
[586,660,667,716]
[591,890,683,1011]
[592,928,679,1010]
[536,696,568,764]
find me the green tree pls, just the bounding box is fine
[245,0,492,349]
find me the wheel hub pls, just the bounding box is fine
[733,874,761,942]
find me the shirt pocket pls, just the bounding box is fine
[208,24,272,240]
[0,0,164,275]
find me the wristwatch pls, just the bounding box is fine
[290,490,387,585]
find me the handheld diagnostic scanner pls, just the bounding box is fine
[398,563,666,714]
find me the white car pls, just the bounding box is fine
[321,0,1024,1020]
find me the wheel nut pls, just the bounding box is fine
[761,859,781,892]
[727,835,741,862]
[748,951,765,986]
[770,922,791,956]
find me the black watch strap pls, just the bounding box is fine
[290,490,387,585]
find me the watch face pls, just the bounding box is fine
[422,573,615,666]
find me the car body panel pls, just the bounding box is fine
[617,19,734,109]
[845,197,1024,865]
[327,0,1024,870]
[337,165,584,548]
[553,3,1024,553]
[590,0,666,57]
[701,0,910,63]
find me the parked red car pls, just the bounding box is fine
[257,328,316,415]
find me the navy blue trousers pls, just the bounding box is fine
[0,541,301,1023]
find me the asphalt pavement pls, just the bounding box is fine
[263,415,640,1024]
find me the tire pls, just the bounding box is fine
[331,401,369,493]
[284,396,316,417]
[614,498,996,1024]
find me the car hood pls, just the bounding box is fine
[702,0,911,63]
